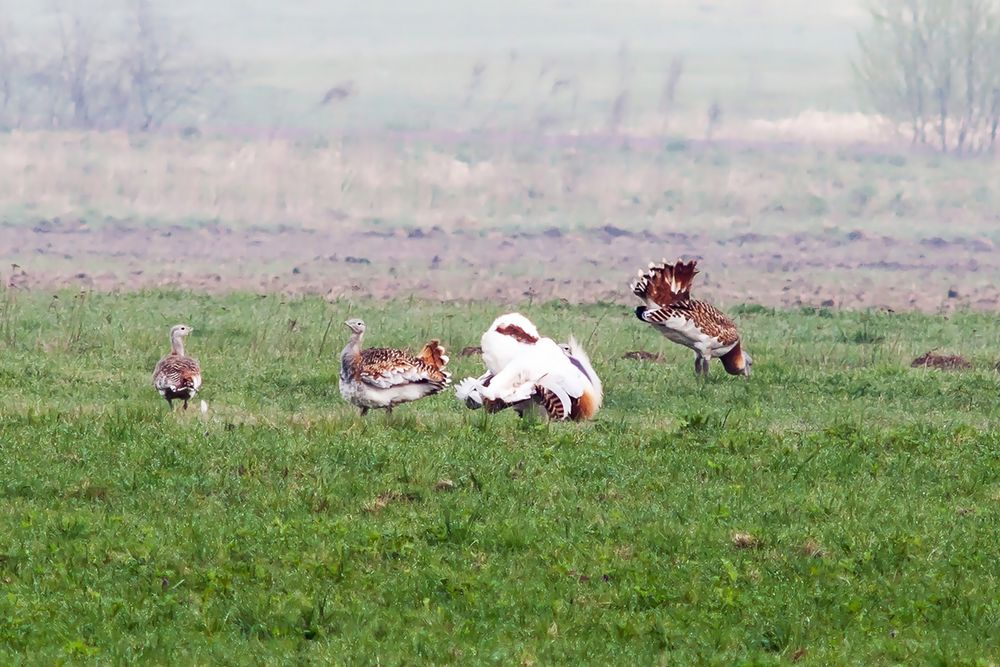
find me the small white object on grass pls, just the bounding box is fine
[200,400,208,414]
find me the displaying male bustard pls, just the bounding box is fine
[631,259,752,377]
[455,312,603,421]
[152,324,203,409]
[339,318,451,416]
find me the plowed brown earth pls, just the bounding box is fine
[2,218,998,312]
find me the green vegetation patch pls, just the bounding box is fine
[0,291,997,664]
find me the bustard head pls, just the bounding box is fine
[344,318,366,335]
[170,324,193,339]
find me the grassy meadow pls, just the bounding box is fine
[0,290,998,664]
[1,1,998,663]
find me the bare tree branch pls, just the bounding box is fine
[855,0,1000,154]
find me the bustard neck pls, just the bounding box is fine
[171,334,186,356]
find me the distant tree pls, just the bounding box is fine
[608,42,631,136]
[855,0,1000,154]
[53,10,102,128]
[607,90,628,135]
[658,55,685,135]
[0,20,14,124]
[125,0,231,131]
[705,101,722,141]
[6,0,230,131]
[463,61,486,108]
[660,56,684,109]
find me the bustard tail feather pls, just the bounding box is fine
[419,339,452,383]
[631,258,699,307]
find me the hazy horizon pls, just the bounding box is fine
[3,1,866,131]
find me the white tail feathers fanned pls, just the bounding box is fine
[455,375,486,408]
[565,336,603,411]
[630,258,699,308]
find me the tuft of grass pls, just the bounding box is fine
[838,313,887,345]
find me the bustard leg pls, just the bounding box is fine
[695,356,710,377]
[183,399,189,410]
[359,407,369,417]
[385,406,393,416]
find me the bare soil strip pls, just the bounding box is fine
[2,219,996,311]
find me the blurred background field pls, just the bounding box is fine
[4,1,867,131]
[0,0,997,310]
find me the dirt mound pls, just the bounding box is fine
[460,345,482,357]
[911,351,972,370]
[622,350,663,362]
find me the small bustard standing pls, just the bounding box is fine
[339,318,451,416]
[152,324,203,409]
[631,259,752,377]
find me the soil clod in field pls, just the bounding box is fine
[434,479,456,492]
[910,351,972,370]
[460,345,483,357]
[731,532,761,549]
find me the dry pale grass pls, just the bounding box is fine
[801,538,829,558]
[2,130,598,230]
[364,490,420,513]
[745,110,895,144]
[623,110,899,146]
[3,127,996,242]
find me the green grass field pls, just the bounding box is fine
[0,291,998,664]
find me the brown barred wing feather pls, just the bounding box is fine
[689,301,740,347]
[358,346,451,390]
[536,386,571,421]
[153,354,202,401]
